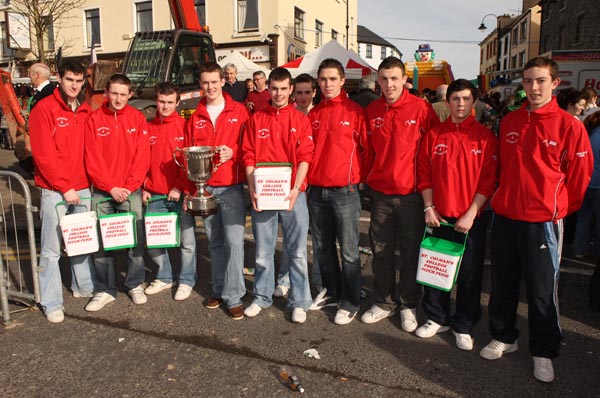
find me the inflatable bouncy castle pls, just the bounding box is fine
[404,44,454,92]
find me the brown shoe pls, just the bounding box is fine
[204,297,222,309]
[228,305,244,320]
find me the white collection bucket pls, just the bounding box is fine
[144,195,180,249]
[57,199,99,257]
[254,163,292,211]
[97,198,137,251]
[416,223,467,292]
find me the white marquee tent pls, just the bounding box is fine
[279,40,375,79]
[217,51,271,81]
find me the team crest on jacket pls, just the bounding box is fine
[149,136,158,145]
[258,128,270,139]
[542,139,557,147]
[433,144,447,155]
[126,128,136,134]
[340,120,350,126]
[175,136,184,143]
[404,120,417,126]
[227,118,238,124]
[372,117,384,128]
[56,117,69,127]
[311,120,321,130]
[97,127,110,137]
[195,120,208,129]
[506,132,520,144]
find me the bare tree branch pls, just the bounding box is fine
[7,0,84,64]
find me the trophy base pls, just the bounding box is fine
[186,196,218,217]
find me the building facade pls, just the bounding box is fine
[356,25,401,70]
[1,0,358,73]
[478,1,542,86]
[539,0,600,54]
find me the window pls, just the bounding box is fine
[85,9,101,48]
[195,0,206,26]
[575,15,584,44]
[366,44,372,59]
[294,7,304,40]
[520,20,527,42]
[42,15,55,52]
[0,22,14,59]
[237,0,258,32]
[504,36,509,55]
[136,1,153,33]
[558,25,564,49]
[511,28,518,47]
[518,51,526,67]
[331,29,338,40]
[381,46,386,60]
[315,20,323,46]
[511,55,517,69]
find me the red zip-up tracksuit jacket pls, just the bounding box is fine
[84,103,150,193]
[144,112,189,194]
[418,115,498,218]
[29,88,91,193]
[366,90,440,195]
[242,103,313,192]
[308,90,367,187]
[185,93,250,187]
[491,98,593,222]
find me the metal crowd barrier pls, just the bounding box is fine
[0,170,40,325]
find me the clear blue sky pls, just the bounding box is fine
[357,0,524,79]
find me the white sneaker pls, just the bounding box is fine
[400,308,418,332]
[174,284,193,301]
[274,285,289,298]
[334,309,356,325]
[360,305,395,324]
[73,291,93,298]
[453,331,474,351]
[244,303,262,317]
[415,319,450,338]
[291,308,307,324]
[128,285,147,305]
[480,339,518,360]
[85,292,116,312]
[46,309,64,323]
[533,356,554,383]
[144,280,174,295]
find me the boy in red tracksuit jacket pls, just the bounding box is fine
[307,58,368,325]
[184,62,249,320]
[242,67,314,324]
[481,57,593,383]
[29,60,96,323]
[362,56,440,330]
[84,73,150,312]
[142,82,197,302]
[416,79,498,351]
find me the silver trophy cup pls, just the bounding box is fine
[173,146,219,217]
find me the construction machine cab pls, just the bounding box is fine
[121,29,216,119]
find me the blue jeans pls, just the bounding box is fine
[251,192,312,310]
[39,188,96,314]
[93,189,146,297]
[276,219,322,293]
[308,185,362,313]
[574,188,600,257]
[146,195,197,287]
[204,184,246,308]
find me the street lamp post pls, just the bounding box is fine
[477,14,501,89]
[478,14,498,32]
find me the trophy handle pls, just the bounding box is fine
[213,146,223,172]
[173,147,184,168]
